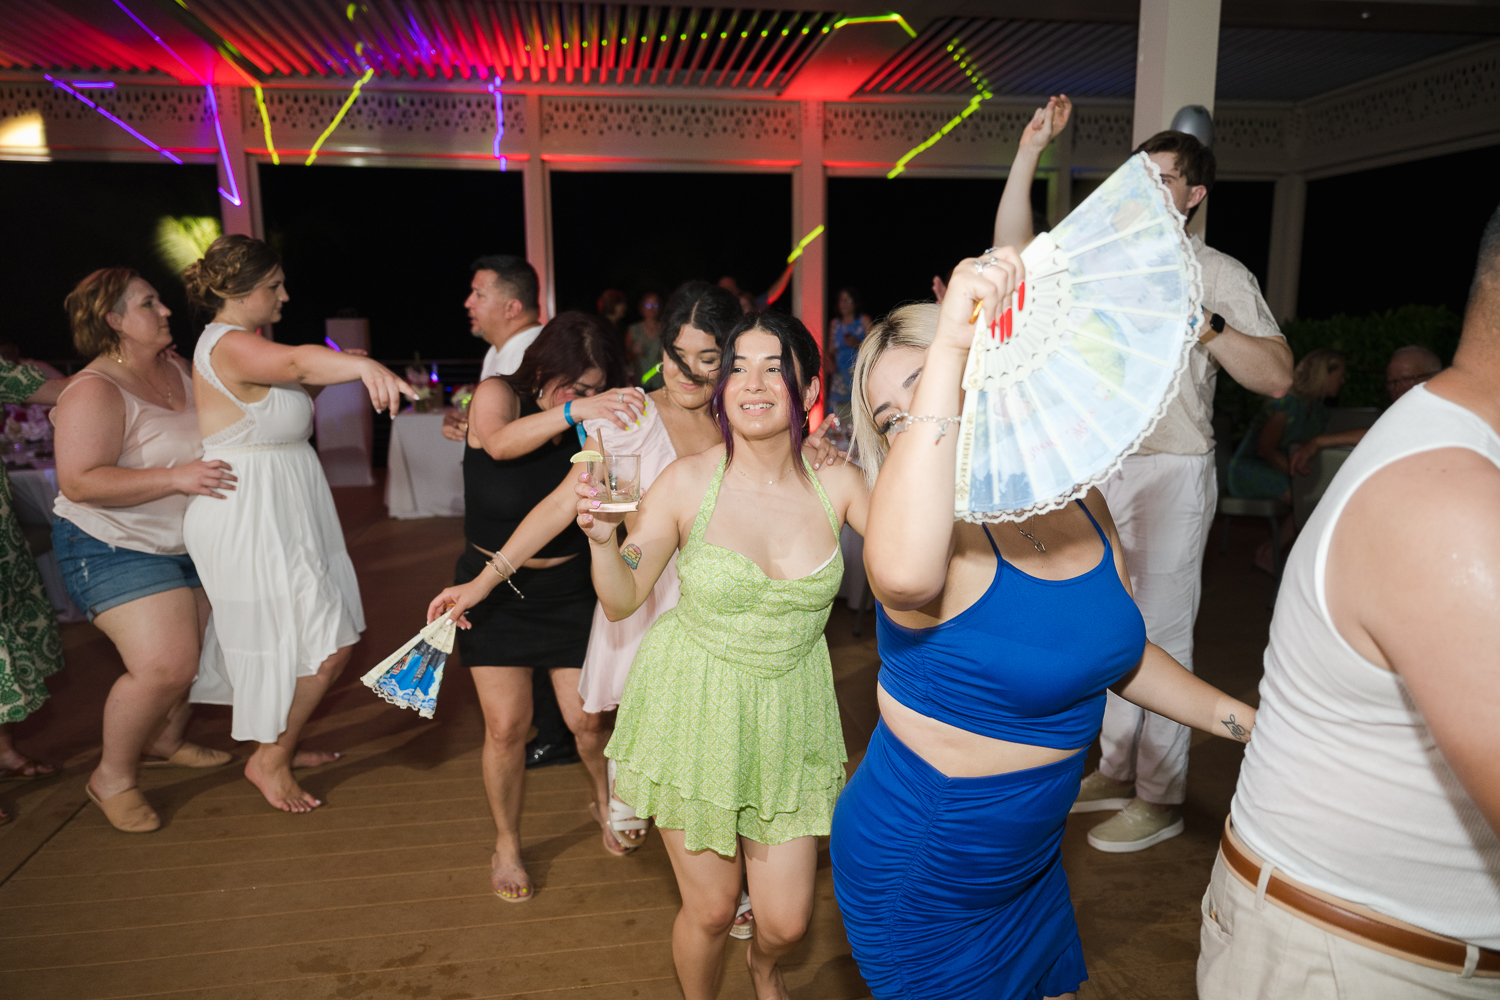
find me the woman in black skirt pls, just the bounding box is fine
[452,311,640,903]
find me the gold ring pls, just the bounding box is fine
[970,301,984,323]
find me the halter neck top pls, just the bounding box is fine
[876,501,1146,748]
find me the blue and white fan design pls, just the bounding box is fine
[361,617,456,719]
[956,152,1204,523]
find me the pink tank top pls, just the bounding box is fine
[52,364,203,555]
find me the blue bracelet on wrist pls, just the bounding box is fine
[564,400,577,427]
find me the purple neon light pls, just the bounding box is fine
[44,75,182,164]
[69,80,117,89]
[323,337,342,352]
[488,78,507,172]
[109,0,240,206]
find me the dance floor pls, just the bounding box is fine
[0,479,1276,1000]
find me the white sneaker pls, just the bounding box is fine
[1070,770,1135,814]
[1086,798,1185,853]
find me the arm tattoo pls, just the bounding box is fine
[1221,713,1250,743]
[621,543,642,570]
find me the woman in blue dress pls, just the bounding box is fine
[1227,347,1347,502]
[833,254,1261,1000]
[825,287,871,434]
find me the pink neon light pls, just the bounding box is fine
[44,75,183,164]
[487,78,507,172]
[109,0,240,206]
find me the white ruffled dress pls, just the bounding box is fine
[184,323,365,742]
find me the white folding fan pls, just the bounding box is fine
[955,151,1204,523]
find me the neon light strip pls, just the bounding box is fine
[886,90,990,179]
[306,68,375,166]
[43,75,183,164]
[323,336,343,351]
[488,78,507,171]
[830,14,916,38]
[786,224,825,263]
[253,84,280,165]
[68,80,117,89]
[109,0,240,204]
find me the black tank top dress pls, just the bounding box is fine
[454,393,596,669]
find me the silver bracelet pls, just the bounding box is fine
[888,412,961,443]
[485,552,525,599]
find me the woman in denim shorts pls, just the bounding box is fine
[50,269,239,833]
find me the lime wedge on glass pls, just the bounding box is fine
[570,450,604,464]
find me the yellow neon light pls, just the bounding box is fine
[831,13,917,38]
[786,224,825,263]
[305,67,374,166]
[252,84,280,165]
[886,91,991,179]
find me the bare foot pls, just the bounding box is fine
[292,750,341,769]
[244,754,321,813]
[491,849,532,902]
[746,943,789,1000]
[589,800,628,857]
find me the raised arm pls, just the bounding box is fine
[1081,490,1256,742]
[994,95,1071,251]
[210,329,415,413]
[468,379,646,461]
[1329,448,1500,833]
[577,456,693,621]
[865,252,1021,609]
[53,370,236,507]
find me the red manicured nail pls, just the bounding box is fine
[1018,282,1026,313]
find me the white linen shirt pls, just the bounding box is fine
[478,323,544,381]
[1139,237,1284,457]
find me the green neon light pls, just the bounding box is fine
[786,224,826,263]
[886,90,992,179]
[253,84,280,165]
[639,362,662,385]
[831,13,917,38]
[306,67,374,166]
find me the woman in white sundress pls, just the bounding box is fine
[182,235,415,814]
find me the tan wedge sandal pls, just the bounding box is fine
[87,784,161,833]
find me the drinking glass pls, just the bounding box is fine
[602,453,641,509]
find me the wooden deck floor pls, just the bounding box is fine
[0,482,1277,1000]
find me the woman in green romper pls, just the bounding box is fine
[0,358,68,822]
[576,311,869,1000]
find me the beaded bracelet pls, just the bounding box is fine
[888,412,961,443]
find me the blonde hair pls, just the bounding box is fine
[850,302,940,486]
[64,267,140,359]
[1291,347,1346,401]
[183,234,282,313]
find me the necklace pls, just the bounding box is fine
[734,461,794,487]
[112,353,175,404]
[1017,519,1046,553]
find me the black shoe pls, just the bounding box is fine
[524,740,580,769]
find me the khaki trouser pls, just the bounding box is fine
[1198,853,1500,999]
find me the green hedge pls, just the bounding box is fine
[1214,304,1463,442]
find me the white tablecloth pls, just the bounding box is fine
[7,464,86,621]
[385,412,465,519]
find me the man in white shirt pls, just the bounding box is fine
[996,98,1294,851]
[1198,203,1500,999]
[442,254,544,442]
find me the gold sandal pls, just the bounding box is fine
[86,784,161,833]
[140,742,233,769]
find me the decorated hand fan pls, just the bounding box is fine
[361,617,456,719]
[955,152,1204,523]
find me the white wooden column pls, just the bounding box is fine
[1133,0,1221,237]
[214,85,258,238]
[793,100,826,341]
[523,92,554,319]
[1265,172,1307,322]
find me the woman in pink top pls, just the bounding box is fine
[51,269,240,833]
[429,282,842,866]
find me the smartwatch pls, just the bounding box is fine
[1199,311,1225,345]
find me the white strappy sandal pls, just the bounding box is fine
[729,889,755,940]
[606,759,649,853]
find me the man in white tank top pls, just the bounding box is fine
[1198,205,1500,997]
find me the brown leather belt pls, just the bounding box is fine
[1220,819,1500,977]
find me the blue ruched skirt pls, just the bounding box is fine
[831,720,1089,1000]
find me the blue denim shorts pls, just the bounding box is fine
[50,517,202,621]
